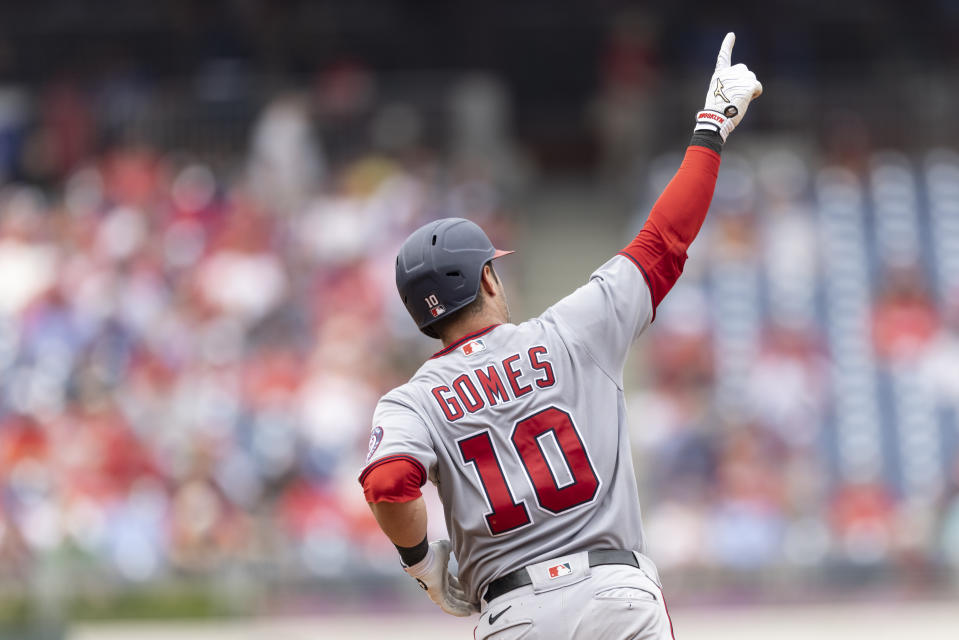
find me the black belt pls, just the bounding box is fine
[483,549,639,603]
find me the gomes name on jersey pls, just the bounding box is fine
[430,346,556,421]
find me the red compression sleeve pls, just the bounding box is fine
[361,456,426,503]
[618,140,721,311]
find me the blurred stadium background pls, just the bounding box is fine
[0,1,957,638]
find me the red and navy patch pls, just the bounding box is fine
[366,426,384,462]
[462,338,486,356]
[547,562,572,579]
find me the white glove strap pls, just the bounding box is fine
[694,110,732,142]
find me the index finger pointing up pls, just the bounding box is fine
[716,32,735,70]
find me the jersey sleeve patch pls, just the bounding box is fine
[366,426,385,463]
[360,391,437,482]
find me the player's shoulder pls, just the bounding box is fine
[539,254,647,320]
[373,382,421,416]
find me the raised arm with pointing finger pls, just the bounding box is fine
[361,33,762,639]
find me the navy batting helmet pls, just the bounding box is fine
[395,218,513,338]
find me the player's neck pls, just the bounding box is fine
[439,312,505,348]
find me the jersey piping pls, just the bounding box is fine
[359,453,427,487]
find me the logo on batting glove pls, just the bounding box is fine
[714,78,730,103]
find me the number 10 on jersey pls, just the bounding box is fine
[457,406,601,535]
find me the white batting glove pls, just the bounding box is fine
[403,539,478,617]
[694,32,763,142]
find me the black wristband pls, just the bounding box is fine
[397,536,429,567]
[689,130,723,154]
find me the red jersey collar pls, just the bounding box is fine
[430,324,500,359]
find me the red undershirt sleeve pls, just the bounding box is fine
[361,456,427,503]
[618,137,722,311]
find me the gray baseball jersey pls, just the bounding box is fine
[361,254,654,603]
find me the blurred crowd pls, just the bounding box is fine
[0,1,956,611]
[1,79,957,601]
[630,147,959,590]
[0,72,519,593]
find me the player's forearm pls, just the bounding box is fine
[362,457,431,560]
[369,497,475,616]
[618,131,722,308]
[369,496,428,548]
[645,131,722,247]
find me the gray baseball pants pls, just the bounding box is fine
[474,551,675,640]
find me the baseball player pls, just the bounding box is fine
[359,33,761,638]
